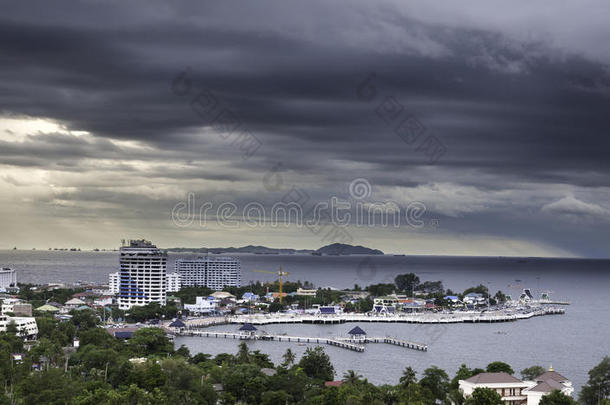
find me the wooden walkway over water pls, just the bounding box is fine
[180,330,366,352]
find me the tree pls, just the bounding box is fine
[451,364,474,389]
[539,390,577,405]
[486,361,514,374]
[298,346,334,381]
[420,366,449,401]
[261,390,289,405]
[580,357,610,405]
[394,273,420,294]
[464,387,503,405]
[342,370,362,384]
[281,348,296,367]
[399,366,417,388]
[521,365,546,381]
[128,327,173,356]
[237,341,250,363]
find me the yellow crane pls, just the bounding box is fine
[253,266,290,303]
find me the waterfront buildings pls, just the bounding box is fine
[118,240,167,310]
[111,271,180,294]
[175,256,241,290]
[0,267,17,291]
[166,272,181,292]
[459,369,573,405]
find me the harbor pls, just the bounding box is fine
[177,305,565,329]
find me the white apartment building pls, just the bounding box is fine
[118,240,167,310]
[0,268,17,291]
[0,314,38,339]
[108,272,120,294]
[175,256,241,290]
[166,272,181,292]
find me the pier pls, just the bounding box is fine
[179,329,366,352]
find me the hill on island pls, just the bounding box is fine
[166,243,384,255]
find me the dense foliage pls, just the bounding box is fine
[1,311,608,405]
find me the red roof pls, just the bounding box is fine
[324,381,343,387]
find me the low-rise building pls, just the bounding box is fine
[524,369,574,405]
[295,288,317,296]
[460,372,531,404]
[373,295,398,307]
[0,314,38,339]
[459,369,573,405]
[463,292,487,305]
[184,296,217,315]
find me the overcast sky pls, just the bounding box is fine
[1,0,609,257]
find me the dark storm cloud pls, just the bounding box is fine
[1,0,609,255]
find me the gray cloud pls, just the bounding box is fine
[1,0,609,256]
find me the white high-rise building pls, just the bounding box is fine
[166,272,181,292]
[0,268,17,291]
[108,272,119,294]
[118,240,167,310]
[175,256,241,290]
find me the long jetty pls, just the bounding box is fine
[179,330,366,352]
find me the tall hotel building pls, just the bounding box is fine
[118,240,167,310]
[175,256,241,290]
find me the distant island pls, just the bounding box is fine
[165,243,384,256]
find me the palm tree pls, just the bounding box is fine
[282,348,296,367]
[342,369,363,384]
[400,366,417,388]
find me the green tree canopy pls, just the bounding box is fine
[394,273,420,293]
[539,389,578,405]
[580,356,610,405]
[298,346,334,381]
[486,361,514,374]
[521,365,546,380]
[465,387,503,405]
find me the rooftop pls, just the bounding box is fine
[528,379,565,393]
[348,326,366,336]
[465,372,523,384]
[537,370,569,383]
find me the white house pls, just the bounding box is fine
[64,298,87,309]
[460,369,573,405]
[460,372,532,404]
[523,369,574,405]
[184,296,217,315]
[463,292,487,305]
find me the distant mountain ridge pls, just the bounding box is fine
[166,243,384,255]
